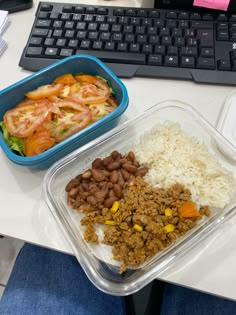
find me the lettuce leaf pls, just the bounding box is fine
[0,121,24,156]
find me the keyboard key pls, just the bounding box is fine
[65,30,75,39]
[74,6,84,13]
[218,59,231,70]
[99,24,109,32]
[217,31,229,41]
[149,10,159,18]
[95,15,106,23]
[53,21,63,28]
[149,35,159,45]
[60,48,74,57]
[44,38,55,46]
[166,11,177,19]
[97,8,108,15]
[191,21,213,29]
[125,9,136,17]
[50,12,60,20]
[100,32,111,41]
[29,37,43,46]
[45,47,58,56]
[75,50,146,64]
[92,41,103,50]
[35,19,51,28]
[137,34,147,44]
[68,39,78,48]
[56,39,67,47]
[112,33,123,42]
[104,42,115,51]
[63,5,73,13]
[113,8,124,16]
[137,9,147,17]
[32,28,49,37]
[148,54,163,65]
[180,56,195,68]
[180,47,198,57]
[217,13,228,22]
[26,46,43,56]
[40,4,52,11]
[197,29,214,47]
[88,31,99,40]
[154,45,165,55]
[174,37,185,47]
[38,11,49,19]
[167,46,178,56]
[53,29,63,38]
[129,43,140,53]
[76,22,86,30]
[197,57,215,69]
[117,43,128,52]
[161,36,172,46]
[202,14,213,21]
[190,13,201,20]
[179,12,189,20]
[200,48,214,57]
[86,7,96,14]
[80,40,91,49]
[142,44,153,54]
[76,31,86,39]
[165,56,178,67]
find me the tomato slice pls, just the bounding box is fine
[4,99,52,138]
[25,83,64,100]
[54,74,77,85]
[75,74,98,84]
[50,99,92,142]
[24,129,56,156]
[71,77,110,104]
[89,97,118,121]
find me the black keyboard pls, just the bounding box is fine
[19,1,236,85]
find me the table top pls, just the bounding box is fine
[1,0,236,301]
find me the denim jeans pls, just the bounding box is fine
[0,244,235,315]
[160,283,236,315]
[0,244,125,315]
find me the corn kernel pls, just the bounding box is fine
[165,208,173,217]
[111,201,120,213]
[164,224,175,233]
[105,220,116,225]
[133,224,143,232]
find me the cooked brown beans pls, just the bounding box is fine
[66,150,148,213]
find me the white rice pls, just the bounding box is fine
[133,122,236,209]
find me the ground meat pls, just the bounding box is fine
[200,205,211,217]
[84,225,99,244]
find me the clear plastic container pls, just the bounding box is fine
[216,91,236,161]
[43,100,236,296]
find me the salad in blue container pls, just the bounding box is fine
[0,55,129,168]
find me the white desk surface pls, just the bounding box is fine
[1,0,236,301]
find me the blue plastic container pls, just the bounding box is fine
[0,55,129,168]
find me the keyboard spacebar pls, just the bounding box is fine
[76,50,146,65]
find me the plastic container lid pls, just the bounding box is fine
[216,91,236,161]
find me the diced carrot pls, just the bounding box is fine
[178,201,201,218]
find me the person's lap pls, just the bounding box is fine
[0,243,236,315]
[0,244,125,315]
